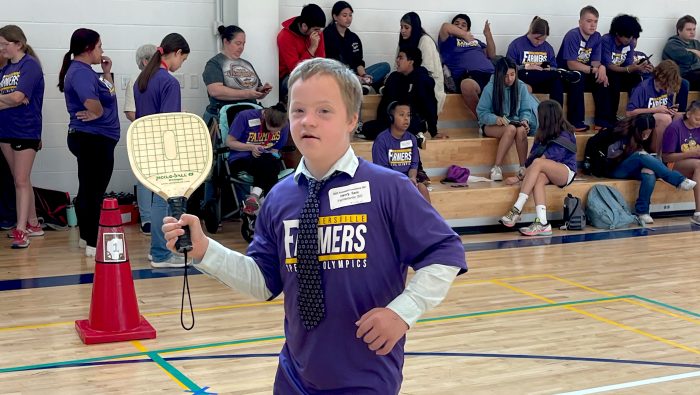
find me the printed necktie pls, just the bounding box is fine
[297,177,326,329]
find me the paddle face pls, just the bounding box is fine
[127,113,213,201]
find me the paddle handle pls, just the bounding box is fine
[168,196,192,253]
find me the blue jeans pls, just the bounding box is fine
[150,195,172,262]
[136,182,152,225]
[365,62,391,90]
[610,152,686,214]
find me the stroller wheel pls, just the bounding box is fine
[203,200,220,234]
[241,215,254,242]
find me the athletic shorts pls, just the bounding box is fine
[558,168,576,188]
[0,138,41,151]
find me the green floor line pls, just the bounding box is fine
[631,295,700,318]
[146,351,202,392]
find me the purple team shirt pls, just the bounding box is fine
[601,34,635,67]
[556,28,602,68]
[439,35,495,77]
[227,108,289,163]
[247,158,467,394]
[371,129,419,175]
[662,117,700,155]
[507,35,557,68]
[0,54,44,139]
[527,130,578,172]
[64,60,120,141]
[626,78,675,111]
[134,68,181,118]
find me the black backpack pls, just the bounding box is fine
[582,128,625,177]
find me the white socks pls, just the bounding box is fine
[536,205,548,225]
[514,193,529,212]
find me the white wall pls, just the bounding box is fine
[3,0,699,195]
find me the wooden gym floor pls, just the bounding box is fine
[0,217,699,394]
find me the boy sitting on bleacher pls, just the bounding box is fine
[371,101,430,202]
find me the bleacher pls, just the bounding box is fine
[353,93,699,228]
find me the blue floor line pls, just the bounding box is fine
[1,224,698,292]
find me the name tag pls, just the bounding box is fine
[329,182,371,210]
[400,140,413,149]
[248,118,261,127]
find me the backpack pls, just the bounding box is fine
[33,187,70,230]
[562,194,586,230]
[585,185,640,229]
[582,128,625,177]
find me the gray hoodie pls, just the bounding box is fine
[662,35,700,74]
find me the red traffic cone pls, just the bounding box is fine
[75,198,156,344]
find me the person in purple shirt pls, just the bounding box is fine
[163,58,467,394]
[556,6,610,131]
[0,25,44,249]
[372,101,430,202]
[134,33,190,268]
[227,103,290,214]
[662,100,700,225]
[439,13,496,117]
[507,17,566,106]
[626,60,687,153]
[500,100,577,236]
[58,28,120,257]
[601,14,651,127]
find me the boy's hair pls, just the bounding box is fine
[609,14,642,38]
[298,3,326,29]
[528,16,550,36]
[686,100,700,116]
[401,47,423,67]
[288,58,361,120]
[535,100,574,143]
[580,5,599,19]
[676,15,697,35]
[264,102,288,129]
[653,60,682,93]
[387,100,411,123]
[451,14,471,31]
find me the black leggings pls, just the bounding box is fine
[518,69,564,106]
[229,154,282,194]
[67,131,117,247]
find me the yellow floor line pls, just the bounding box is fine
[131,340,188,390]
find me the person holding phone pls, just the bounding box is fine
[203,25,272,125]
[477,57,539,181]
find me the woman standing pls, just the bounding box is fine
[0,25,45,249]
[135,33,190,268]
[58,28,120,257]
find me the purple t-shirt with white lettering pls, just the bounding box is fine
[556,28,602,68]
[248,158,467,394]
[662,117,700,155]
[134,68,181,118]
[227,108,289,163]
[0,54,44,139]
[507,35,557,68]
[439,35,494,77]
[626,78,675,111]
[64,61,120,141]
[371,129,419,175]
[601,34,635,67]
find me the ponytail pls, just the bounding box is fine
[57,51,73,92]
[136,33,190,93]
[57,28,100,92]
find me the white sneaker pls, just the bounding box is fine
[638,214,654,224]
[680,178,697,191]
[690,214,700,226]
[85,246,96,257]
[490,166,503,181]
[150,254,190,269]
[78,238,87,248]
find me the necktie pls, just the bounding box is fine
[297,177,326,329]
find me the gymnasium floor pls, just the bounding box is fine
[1,216,699,394]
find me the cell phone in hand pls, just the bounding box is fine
[540,61,550,68]
[637,54,653,65]
[509,120,523,127]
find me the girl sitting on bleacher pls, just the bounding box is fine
[608,114,696,224]
[477,56,539,181]
[499,100,576,236]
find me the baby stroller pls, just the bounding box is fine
[205,102,294,242]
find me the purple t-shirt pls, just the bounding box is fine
[248,158,467,394]
[227,108,289,163]
[63,61,120,141]
[662,117,700,155]
[527,130,577,172]
[626,78,675,111]
[0,54,44,139]
[134,68,181,118]
[439,35,494,77]
[507,35,557,68]
[556,28,602,68]
[601,34,635,67]
[371,129,419,175]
